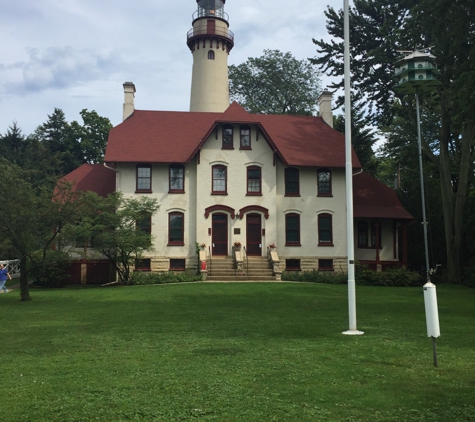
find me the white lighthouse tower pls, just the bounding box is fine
[187,0,234,112]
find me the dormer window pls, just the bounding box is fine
[240,125,251,149]
[222,125,233,149]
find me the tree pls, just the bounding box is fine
[333,105,379,176]
[70,109,113,164]
[311,0,475,283]
[0,159,99,300]
[63,193,160,284]
[229,49,321,115]
[34,108,82,177]
[0,122,27,165]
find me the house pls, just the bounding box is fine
[62,0,413,280]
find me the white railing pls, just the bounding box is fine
[0,259,20,278]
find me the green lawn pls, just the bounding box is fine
[1,283,474,421]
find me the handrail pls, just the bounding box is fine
[208,246,212,276]
[243,246,249,279]
[187,25,234,43]
[0,259,20,278]
[193,10,229,21]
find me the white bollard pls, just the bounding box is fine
[423,282,440,338]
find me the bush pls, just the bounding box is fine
[356,263,423,287]
[462,265,475,288]
[28,250,70,287]
[282,265,423,287]
[129,271,202,285]
[282,269,347,284]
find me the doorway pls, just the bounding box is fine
[246,213,262,256]
[212,213,228,256]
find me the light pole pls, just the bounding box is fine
[342,0,363,336]
[393,50,441,366]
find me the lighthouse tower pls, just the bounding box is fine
[187,0,234,112]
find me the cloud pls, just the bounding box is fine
[2,46,125,95]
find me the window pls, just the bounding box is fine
[317,169,332,196]
[170,259,186,271]
[135,258,151,271]
[240,125,251,149]
[371,222,382,249]
[222,124,233,149]
[169,164,184,193]
[212,165,227,194]
[285,167,299,196]
[319,259,333,271]
[247,166,261,195]
[136,213,152,246]
[358,221,368,248]
[285,214,300,245]
[285,259,301,271]
[168,212,184,245]
[318,214,333,245]
[136,164,152,193]
[208,50,215,60]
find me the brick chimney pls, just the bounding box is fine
[318,90,333,128]
[123,82,136,121]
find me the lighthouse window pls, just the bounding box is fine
[208,50,215,60]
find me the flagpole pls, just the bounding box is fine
[343,0,363,335]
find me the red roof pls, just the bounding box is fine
[58,164,116,197]
[353,172,414,220]
[105,102,361,168]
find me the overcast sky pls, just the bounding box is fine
[1,0,347,136]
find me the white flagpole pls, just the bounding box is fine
[343,0,363,335]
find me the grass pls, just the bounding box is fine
[0,282,474,421]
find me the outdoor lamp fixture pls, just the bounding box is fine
[393,50,441,366]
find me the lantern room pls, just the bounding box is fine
[195,0,227,20]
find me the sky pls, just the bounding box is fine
[0,0,348,136]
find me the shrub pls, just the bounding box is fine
[129,271,202,285]
[356,263,423,287]
[462,265,475,288]
[282,265,423,287]
[28,250,70,287]
[282,269,347,284]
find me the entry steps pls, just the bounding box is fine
[206,256,276,281]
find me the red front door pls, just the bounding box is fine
[212,214,228,256]
[246,213,262,256]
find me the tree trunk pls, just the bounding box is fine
[437,98,475,284]
[19,256,31,301]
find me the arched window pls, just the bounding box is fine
[208,50,215,60]
[168,212,184,246]
[285,213,300,245]
[212,165,227,194]
[247,166,261,195]
[318,214,333,245]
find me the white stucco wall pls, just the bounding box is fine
[196,125,277,256]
